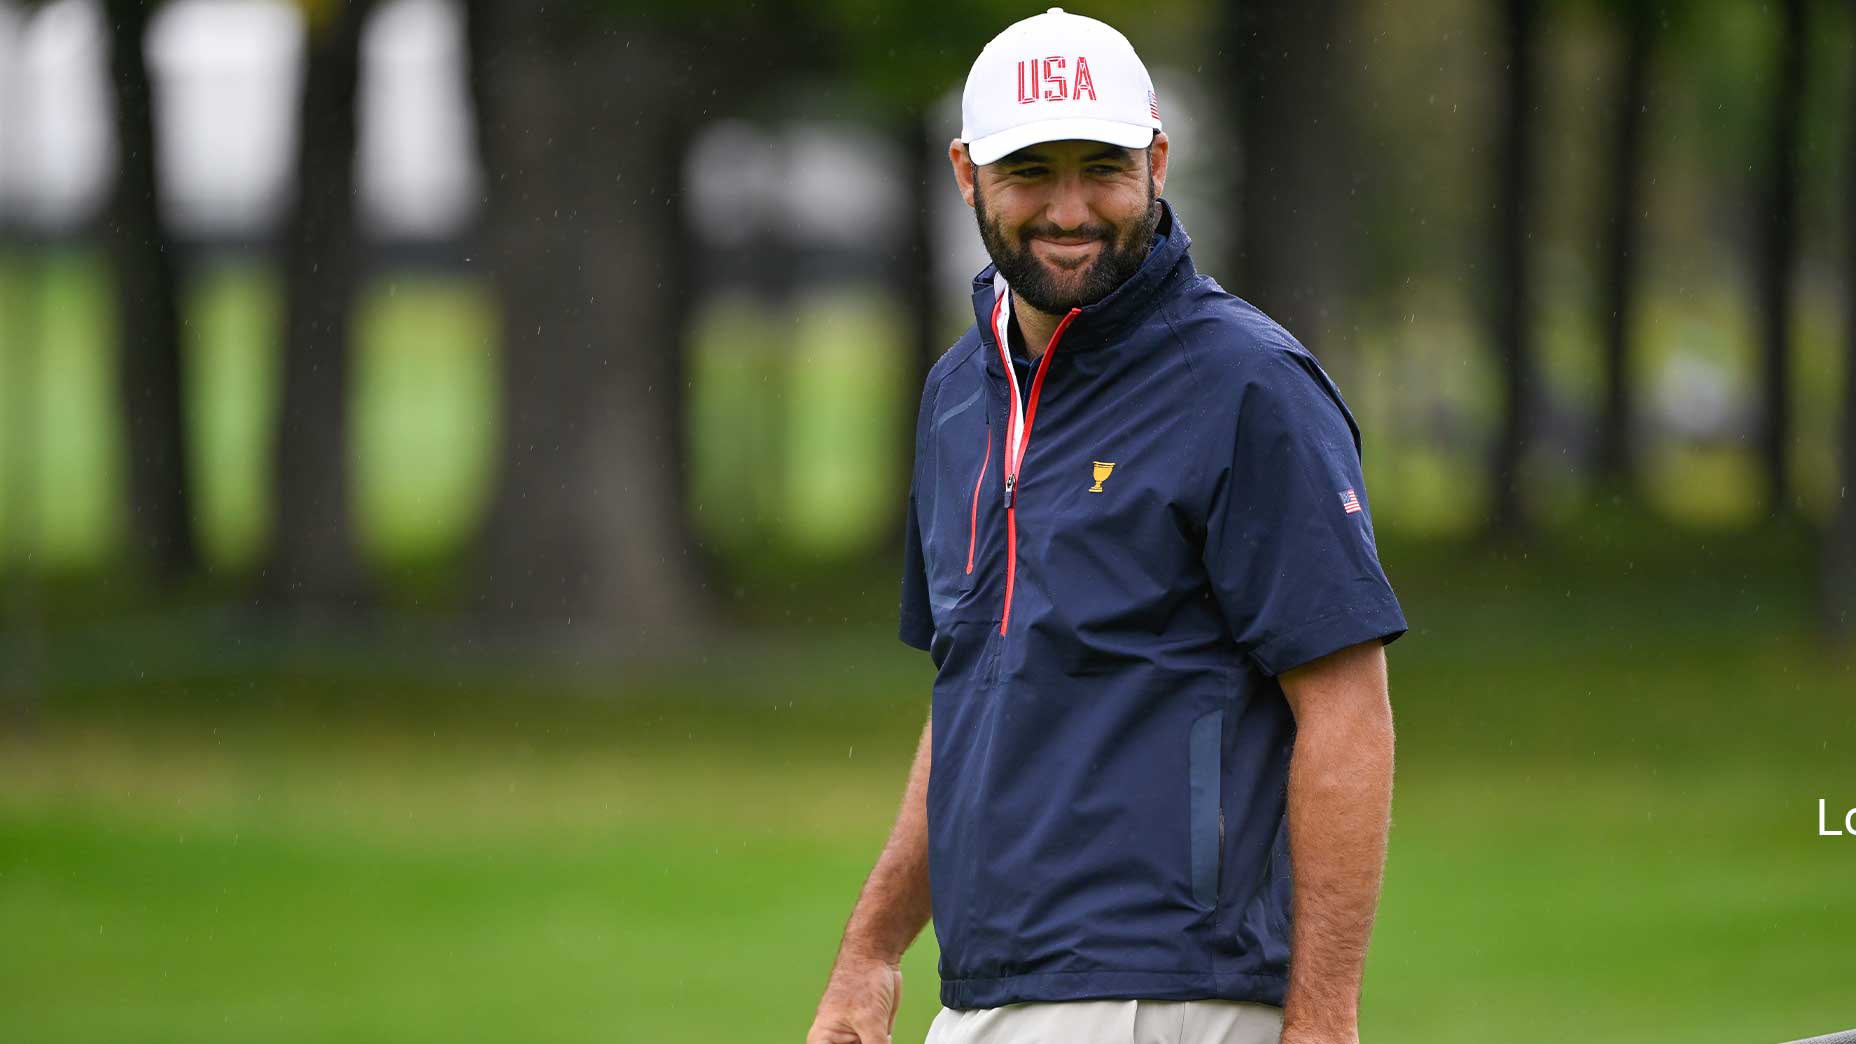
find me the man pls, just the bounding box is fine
[806,9,1406,1044]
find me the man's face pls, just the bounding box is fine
[961,137,1165,315]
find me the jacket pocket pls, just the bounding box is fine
[1188,708,1224,908]
[965,428,992,576]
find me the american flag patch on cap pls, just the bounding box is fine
[1339,489,1362,514]
[1147,89,1161,120]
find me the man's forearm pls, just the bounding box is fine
[834,718,935,966]
[1280,645,1395,1041]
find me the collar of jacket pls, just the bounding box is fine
[969,196,1195,363]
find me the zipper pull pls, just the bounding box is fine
[1003,473,1016,508]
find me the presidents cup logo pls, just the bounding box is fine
[1089,461,1116,493]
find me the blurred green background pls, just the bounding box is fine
[2,517,1852,1042]
[3,0,1856,1042]
[3,256,1852,1043]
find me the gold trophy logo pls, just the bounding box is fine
[1089,461,1116,493]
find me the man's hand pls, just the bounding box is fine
[805,954,903,1044]
[809,719,933,1042]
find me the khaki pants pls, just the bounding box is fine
[924,1000,1284,1044]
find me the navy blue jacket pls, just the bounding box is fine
[899,199,1407,1010]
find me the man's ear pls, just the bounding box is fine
[1148,131,1169,198]
[948,139,977,209]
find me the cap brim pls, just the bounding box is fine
[964,118,1156,166]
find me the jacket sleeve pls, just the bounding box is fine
[899,480,934,650]
[899,364,939,652]
[1200,348,1407,676]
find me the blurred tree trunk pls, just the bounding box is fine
[1757,0,1804,516]
[473,5,706,639]
[104,0,198,580]
[898,106,940,397]
[1824,10,1856,639]
[1595,0,1651,497]
[1489,0,1540,534]
[461,0,492,173]
[660,106,708,592]
[1225,0,1354,342]
[893,105,938,548]
[267,0,374,605]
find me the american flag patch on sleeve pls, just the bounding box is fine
[1339,489,1363,514]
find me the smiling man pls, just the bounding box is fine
[806,10,1407,1044]
[972,137,1160,315]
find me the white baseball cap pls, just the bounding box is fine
[960,8,1162,166]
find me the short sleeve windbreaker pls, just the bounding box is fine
[899,199,1406,1010]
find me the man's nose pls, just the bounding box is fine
[1044,179,1092,233]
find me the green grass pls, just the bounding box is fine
[186,263,283,570]
[351,275,500,567]
[0,251,122,566]
[3,525,1854,1043]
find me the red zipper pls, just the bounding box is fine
[992,294,1081,635]
[966,428,990,574]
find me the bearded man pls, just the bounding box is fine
[807,10,1407,1044]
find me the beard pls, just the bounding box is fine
[973,169,1159,315]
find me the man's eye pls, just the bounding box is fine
[1010,167,1049,178]
[1089,165,1121,175]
